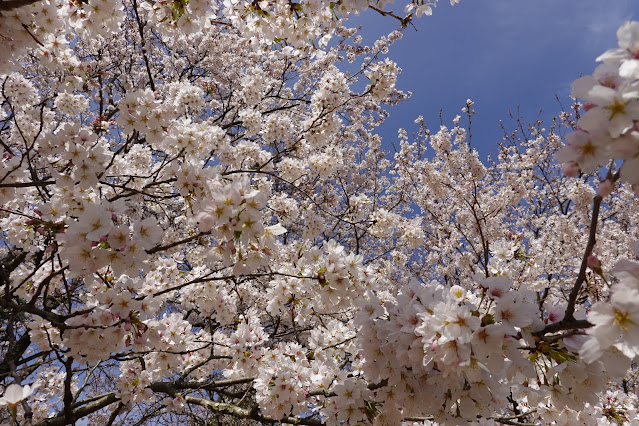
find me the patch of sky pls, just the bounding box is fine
[341,0,636,158]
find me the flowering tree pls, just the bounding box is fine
[2,0,639,424]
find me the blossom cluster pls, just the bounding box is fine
[2,0,639,423]
[581,242,639,364]
[559,22,639,193]
[355,277,536,422]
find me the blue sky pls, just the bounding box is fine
[349,0,637,157]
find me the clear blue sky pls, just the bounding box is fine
[349,0,637,157]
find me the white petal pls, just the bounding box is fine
[609,114,634,138]
[577,108,608,133]
[601,347,632,377]
[571,75,597,99]
[597,47,628,64]
[580,337,603,364]
[265,223,287,236]
[621,158,639,184]
[587,84,617,105]
[620,60,639,79]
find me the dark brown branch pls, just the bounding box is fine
[150,381,324,425]
[0,180,54,188]
[0,332,30,378]
[0,0,40,12]
[563,193,603,320]
[536,171,619,338]
[63,358,74,425]
[368,5,415,29]
[146,231,211,255]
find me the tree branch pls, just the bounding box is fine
[33,393,119,426]
[0,0,40,12]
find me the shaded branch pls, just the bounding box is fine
[34,392,119,426]
[150,381,324,425]
[0,0,40,12]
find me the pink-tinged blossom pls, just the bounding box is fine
[587,254,603,274]
[572,64,622,97]
[493,291,537,335]
[577,84,639,138]
[195,212,216,232]
[544,304,565,324]
[562,161,580,177]
[476,275,511,299]
[556,129,611,173]
[597,179,614,197]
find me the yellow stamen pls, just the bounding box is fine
[605,98,627,118]
[614,309,631,332]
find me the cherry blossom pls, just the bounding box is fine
[2,1,639,424]
[0,384,35,408]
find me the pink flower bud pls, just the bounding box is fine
[562,162,580,177]
[597,179,614,197]
[195,212,215,232]
[587,255,603,274]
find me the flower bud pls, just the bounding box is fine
[587,255,603,275]
[195,212,215,232]
[597,179,614,197]
[562,162,580,177]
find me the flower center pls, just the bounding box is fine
[579,141,597,157]
[614,309,631,332]
[605,98,627,118]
